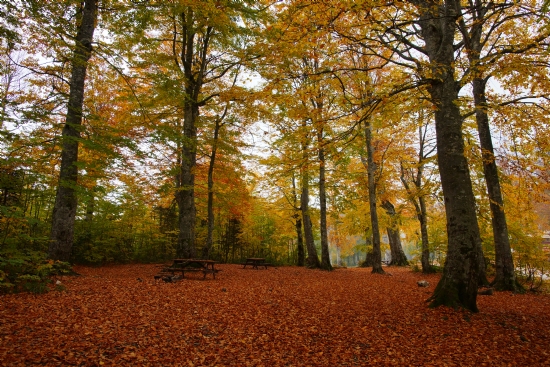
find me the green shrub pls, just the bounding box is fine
[0,251,72,294]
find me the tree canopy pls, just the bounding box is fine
[1,0,550,311]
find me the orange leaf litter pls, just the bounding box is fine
[1,264,549,366]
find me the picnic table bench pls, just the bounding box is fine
[155,259,219,280]
[241,258,271,270]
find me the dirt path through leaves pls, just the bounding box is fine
[1,264,549,366]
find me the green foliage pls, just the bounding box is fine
[0,251,72,294]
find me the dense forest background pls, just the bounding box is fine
[1,0,549,309]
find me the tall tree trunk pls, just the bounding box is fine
[472,77,517,290]
[174,12,213,259]
[176,103,198,259]
[400,122,433,273]
[413,0,481,312]
[301,173,320,268]
[318,128,332,270]
[201,118,219,259]
[457,0,518,291]
[202,109,227,259]
[49,0,98,262]
[381,200,409,266]
[400,172,433,273]
[301,124,320,268]
[363,121,384,274]
[292,173,305,266]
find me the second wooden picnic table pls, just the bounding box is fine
[162,259,219,279]
[241,258,270,269]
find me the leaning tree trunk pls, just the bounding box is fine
[461,2,518,291]
[413,0,482,312]
[381,200,409,266]
[318,128,332,271]
[49,0,98,262]
[363,121,384,274]
[472,77,517,290]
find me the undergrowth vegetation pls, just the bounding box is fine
[0,251,72,294]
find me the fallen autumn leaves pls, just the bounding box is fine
[1,264,549,366]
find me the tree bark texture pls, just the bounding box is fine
[318,128,332,271]
[301,170,320,268]
[49,0,98,262]
[472,78,516,290]
[413,0,481,311]
[381,200,409,266]
[174,11,213,259]
[301,126,320,268]
[363,122,384,274]
[176,104,198,259]
[458,0,517,291]
[201,117,221,259]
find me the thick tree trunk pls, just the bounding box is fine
[381,200,409,266]
[363,122,384,274]
[49,0,97,262]
[174,13,213,259]
[413,0,481,311]
[318,129,332,271]
[176,104,198,259]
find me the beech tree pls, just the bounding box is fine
[381,200,409,266]
[407,0,483,310]
[361,120,384,273]
[325,0,484,309]
[457,0,549,291]
[399,109,438,273]
[123,0,260,258]
[48,0,98,262]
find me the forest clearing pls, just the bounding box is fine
[2,0,550,324]
[1,264,550,366]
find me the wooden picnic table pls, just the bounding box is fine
[155,259,219,280]
[241,258,270,270]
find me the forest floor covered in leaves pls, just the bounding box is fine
[1,264,550,366]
